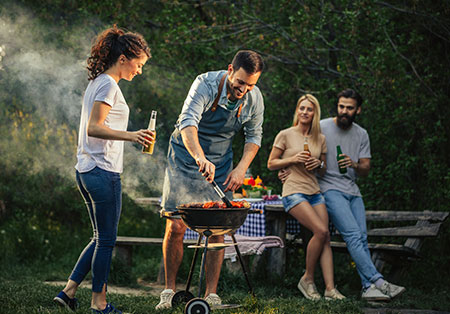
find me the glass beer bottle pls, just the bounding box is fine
[336,145,347,174]
[142,110,157,155]
[304,137,311,156]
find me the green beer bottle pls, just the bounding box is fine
[336,145,347,174]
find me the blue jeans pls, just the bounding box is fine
[70,167,122,292]
[323,190,383,289]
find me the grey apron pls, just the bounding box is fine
[161,79,244,210]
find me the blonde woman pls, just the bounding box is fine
[267,94,344,301]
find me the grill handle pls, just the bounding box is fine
[161,207,261,215]
[160,209,180,218]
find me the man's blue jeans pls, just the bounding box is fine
[323,189,383,289]
[70,167,122,292]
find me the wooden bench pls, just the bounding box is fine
[264,205,449,280]
[114,236,201,266]
[113,236,199,284]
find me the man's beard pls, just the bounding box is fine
[226,80,243,101]
[336,112,356,129]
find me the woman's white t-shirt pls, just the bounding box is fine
[75,74,129,174]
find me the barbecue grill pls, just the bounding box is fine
[161,202,261,314]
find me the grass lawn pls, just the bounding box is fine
[0,270,362,314]
[1,245,449,314]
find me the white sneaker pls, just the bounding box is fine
[378,281,406,299]
[324,288,346,300]
[297,277,321,301]
[361,284,390,301]
[204,293,222,305]
[155,289,175,310]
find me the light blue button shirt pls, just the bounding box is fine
[175,70,264,147]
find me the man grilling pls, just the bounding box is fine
[156,50,265,310]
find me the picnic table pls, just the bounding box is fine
[264,204,449,279]
[120,197,448,281]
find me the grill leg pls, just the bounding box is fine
[185,234,203,292]
[197,231,211,298]
[231,234,254,296]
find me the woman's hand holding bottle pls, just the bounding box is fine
[289,151,321,171]
[131,129,155,148]
[290,151,311,165]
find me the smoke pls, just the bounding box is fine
[122,142,167,199]
[0,45,6,70]
[0,7,90,125]
[0,5,167,198]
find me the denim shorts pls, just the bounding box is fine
[282,192,325,213]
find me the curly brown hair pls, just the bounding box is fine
[87,25,151,80]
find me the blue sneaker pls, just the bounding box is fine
[53,291,78,311]
[91,303,123,313]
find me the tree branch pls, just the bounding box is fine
[383,27,438,97]
[375,1,450,41]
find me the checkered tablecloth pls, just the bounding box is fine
[183,199,305,239]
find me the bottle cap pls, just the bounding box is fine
[148,111,157,130]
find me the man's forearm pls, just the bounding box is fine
[352,158,370,176]
[180,126,204,160]
[354,164,370,176]
[235,142,259,172]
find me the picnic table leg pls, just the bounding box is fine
[371,251,386,274]
[113,245,132,267]
[265,210,287,278]
[231,234,255,296]
[299,223,313,251]
[157,255,165,284]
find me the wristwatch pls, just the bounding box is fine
[319,160,325,169]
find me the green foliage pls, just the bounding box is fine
[6,0,447,206]
[0,163,87,262]
[0,1,449,311]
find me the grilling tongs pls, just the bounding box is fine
[202,168,233,207]
[210,180,233,208]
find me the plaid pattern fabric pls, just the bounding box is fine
[286,217,302,234]
[235,201,266,237]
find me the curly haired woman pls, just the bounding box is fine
[53,26,153,314]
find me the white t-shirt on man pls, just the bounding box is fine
[75,74,129,174]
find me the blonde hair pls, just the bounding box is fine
[292,94,322,144]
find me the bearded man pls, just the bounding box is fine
[318,88,406,301]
